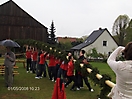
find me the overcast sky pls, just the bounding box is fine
[0,0,132,38]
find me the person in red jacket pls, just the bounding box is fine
[57,52,71,83]
[48,55,56,81]
[52,78,66,99]
[64,56,79,91]
[31,47,38,73]
[35,50,48,79]
[25,46,32,73]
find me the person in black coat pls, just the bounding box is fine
[75,50,86,89]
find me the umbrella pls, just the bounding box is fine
[0,39,20,47]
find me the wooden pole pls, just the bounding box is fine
[81,64,115,88]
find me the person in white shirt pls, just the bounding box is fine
[107,42,132,99]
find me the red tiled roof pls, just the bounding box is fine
[57,37,77,43]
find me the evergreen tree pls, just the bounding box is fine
[48,20,56,44]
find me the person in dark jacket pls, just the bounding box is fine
[79,58,94,92]
[75,50,86,89]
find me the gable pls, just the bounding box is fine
[0,0,48,42]
[93,30,118,47]
[0,0,47,29]
[0,0,28,17]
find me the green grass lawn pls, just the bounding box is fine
[90,62,116,83]
[0,59,115,99]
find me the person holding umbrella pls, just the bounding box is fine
[0,39,20,87]
[4,47,16,87]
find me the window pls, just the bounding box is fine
[85,40,87,43]
[103,41,107,46]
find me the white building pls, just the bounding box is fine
[71,28,118,58]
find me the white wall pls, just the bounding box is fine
[73,50,79,58]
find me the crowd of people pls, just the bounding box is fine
[25,45,94,92]
[4,41,132,98]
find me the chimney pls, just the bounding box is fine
[99,27,102,30]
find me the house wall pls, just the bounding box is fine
[82,30,118,56]
[73,50,79,58]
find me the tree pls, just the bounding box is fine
[48,20,56,44]
[90,48,98,59]
[112,14,130,45]
[125,19,132,44]
[71,41,82,47]
[81,35,88,41]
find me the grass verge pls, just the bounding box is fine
[0,59,115,99]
